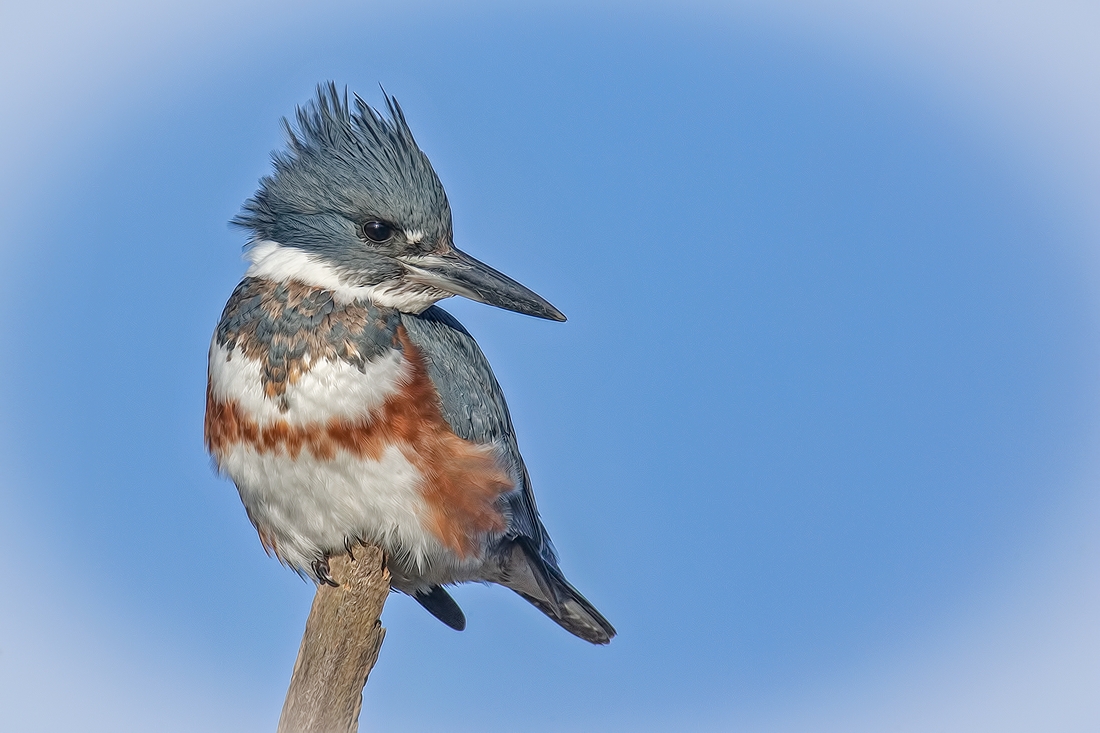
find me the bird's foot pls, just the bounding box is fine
[312,557,339,587]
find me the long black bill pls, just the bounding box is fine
[402,248,566,321]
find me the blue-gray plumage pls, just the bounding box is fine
[207,83,614,645]
[404,306,614,642]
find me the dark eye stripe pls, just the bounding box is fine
[362,221,395,243]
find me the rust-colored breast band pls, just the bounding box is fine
[204,325,512,558]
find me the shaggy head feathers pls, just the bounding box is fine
[233,83,452,248]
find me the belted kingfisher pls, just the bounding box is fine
[205,84,615,644]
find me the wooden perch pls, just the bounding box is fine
[277,545,390,733]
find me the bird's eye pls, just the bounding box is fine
[361,221,395,243]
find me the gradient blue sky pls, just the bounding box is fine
[1,2,1099,731]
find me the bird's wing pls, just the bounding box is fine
[401,307,617,644]
[399,306,557,564]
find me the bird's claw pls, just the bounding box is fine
[312,558,339,587]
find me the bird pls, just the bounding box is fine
[204,83,615,645]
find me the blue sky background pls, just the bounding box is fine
[1,2,1098,731]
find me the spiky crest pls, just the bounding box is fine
[232,82,450,243]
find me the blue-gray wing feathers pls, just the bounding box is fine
[401,306,615,644]
[400,306,555,558]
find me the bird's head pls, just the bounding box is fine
[233,82,565,321]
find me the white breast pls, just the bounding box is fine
[207,341,449,573]
[208,339,409,426]
[220,441,439,572]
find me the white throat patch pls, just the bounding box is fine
[244,240,453,312]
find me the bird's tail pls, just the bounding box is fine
[500,538,616,645]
